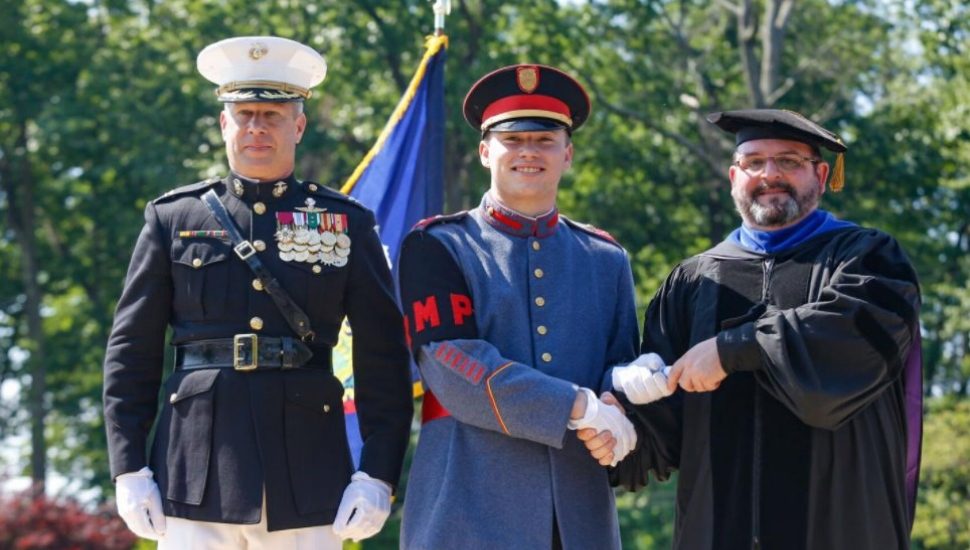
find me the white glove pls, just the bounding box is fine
[612,353,674,405]
[568,387,637,466]
[115,466,166,540]
[332,471,392,542]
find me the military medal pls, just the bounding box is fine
[274,198,351,266]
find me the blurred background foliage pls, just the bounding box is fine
[1,0,967,548]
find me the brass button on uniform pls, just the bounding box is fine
[537,325,548,335]
[534,268,544,279]
[249,317,264,331]
[169,393,178,404]
[192,258,203,268]
[532,241,541,251]
[535,297,546,307]
[541,352,552,363]
[312,265,322,274]
[253,202,266,215]
[323,404,331,413]
[308,183,318,192]
[253,240,266,252]
[252,279,264,291]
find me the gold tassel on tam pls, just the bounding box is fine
[829,152,845,192]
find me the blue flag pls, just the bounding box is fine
[335,35,447,464]
[340,35,446,265]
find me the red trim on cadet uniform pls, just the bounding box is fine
[421,389,450,423]
[489,208,525,231]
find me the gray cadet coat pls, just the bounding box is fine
[397,193,640,550]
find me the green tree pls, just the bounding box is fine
[913,399,970,549]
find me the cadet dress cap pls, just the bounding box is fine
[707,108,848,192]
[463,64,591,134]
[197,36,327,102]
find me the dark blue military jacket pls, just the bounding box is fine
[103,173,412,531]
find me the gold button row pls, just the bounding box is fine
[541,352,552,363]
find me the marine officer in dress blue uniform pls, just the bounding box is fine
[103,36,412,549]
[397,64,640,550]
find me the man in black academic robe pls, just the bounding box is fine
[597,109,922,550]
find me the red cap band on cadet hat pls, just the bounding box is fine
[480,94,572,131]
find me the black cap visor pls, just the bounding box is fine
[484,117,569,134]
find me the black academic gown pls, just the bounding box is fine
[614,225,922,550]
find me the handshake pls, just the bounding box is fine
[611,352,674,405]
[569,353,674,467]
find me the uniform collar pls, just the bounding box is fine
[481,192,559,239]
[225,172,299,203]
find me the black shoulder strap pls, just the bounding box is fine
[201,189,315,342]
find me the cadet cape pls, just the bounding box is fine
[397,196,639,550]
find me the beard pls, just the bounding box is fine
[732,180,821,228]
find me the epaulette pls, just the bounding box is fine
[561,216,622,248]
[152,177,221,204]
[302,181,367,211]
[412,211,469,231]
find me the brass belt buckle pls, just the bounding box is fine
[233,334,259,371]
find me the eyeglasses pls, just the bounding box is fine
[733,154,821,174]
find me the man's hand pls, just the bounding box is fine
[667,337,727,393]
[612,352,674,404]
[115,467,166,540]
[575,393,630,466]
[333,471,392,542]
[568,388,636,466]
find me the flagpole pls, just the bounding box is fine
[432,0,451,35]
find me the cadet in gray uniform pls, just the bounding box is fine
[103,36,412,548]
[398,64,639,550]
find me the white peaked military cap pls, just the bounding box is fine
[197,36,327,102]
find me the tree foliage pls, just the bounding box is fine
[0,0,967,547]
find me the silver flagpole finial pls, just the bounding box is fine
[432,0,451,34]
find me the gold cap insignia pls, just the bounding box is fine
[249,43,268,60]
[516,66,539,94]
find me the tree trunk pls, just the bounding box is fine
[1,121,47,494]
[760,0,793,105]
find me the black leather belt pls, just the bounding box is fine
[174,335,324,372]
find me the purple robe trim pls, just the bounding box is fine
[904,328,923,527]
